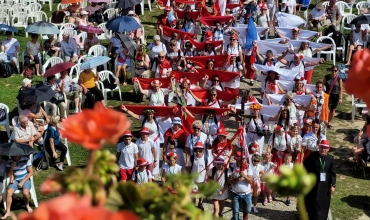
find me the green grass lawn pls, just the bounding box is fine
[0,2,369,219]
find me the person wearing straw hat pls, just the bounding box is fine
[187,141,209,210]
[163,117,187,170]
[132,158,153,185]
[245,103,267,156]
[116,130,139,183]
[304,139,336,220]
[209,156,230,218]
[161,152,182,183]
[135,127,156,173]
[228,151,253,220]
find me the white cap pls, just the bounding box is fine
[80,10,88,15]
[22,78,32,87]
[281,0,287,3]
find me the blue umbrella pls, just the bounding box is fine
[106,16,140,33]
[0,24,18,33]
[80,56,111,70]
[25,21,60,34]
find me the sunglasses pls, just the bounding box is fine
[185,45,192,47]
[170,44,176,46]
[287,98,293,101]
[230,39,236,41]
[253,160,260,162]
[195,149,203,152]
[210,94,217,96]
[193,127,201,130]
[214,80,219,82]
[332,69,338,72]
[158,56,165,58]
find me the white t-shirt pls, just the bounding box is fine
[302,132,326,151]
[147,89,167,106]
[225,44,242,57]
[117,142,139,169]
[286,0,296,14]
[225,62,242,73]
[147,42,167,59]
[163,164,182,176]
[140,115,160,140]
[289,61,306,78]
[132,169,153,184]
[212,29,224,41]
[253,163,264,181]
[2,38,20,54]
[231,168,254,194]
[262,161,275,173]
[290,135,302,151]
[258,14,270,27]
[309,8,325,20]
[186,132,208,155]
[187,154,207,183]
[152,63,172,78]
[135,138,155,163]
[268,133,292,151]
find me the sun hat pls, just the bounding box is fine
[166,152,178,159]
[214,156,225,164]
[22,78,32,87]
[128,10,136,15]
[281,0,287,3]
[260,4,268,10]
[137,158,150,166]
[250,103,262,110]
[139,127,150,134]
[80,10,89,15]
[215,128,228,136]
[172,117,182,126]
[122,130,133,137]
[319,140,330,148]
[193,141,204,149]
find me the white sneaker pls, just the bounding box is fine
[253,206,258,213]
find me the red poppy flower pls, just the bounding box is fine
[40,179,62,195]
[346,49,370,101]
[18,193,139,220]
[60,103,130,150]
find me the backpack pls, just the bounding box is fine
[134,169,150,183]
[0,61,13,78]
[24,66,34,78]
[211,166,228,183]
[33,151,49,171]
[190,154,208,171]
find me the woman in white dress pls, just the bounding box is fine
[245,103,267,155]
[161,152,182,183]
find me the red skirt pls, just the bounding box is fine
[244,55,255,80]
[271,148,287,168]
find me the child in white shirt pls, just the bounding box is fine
[161,152,182,183]
[261,153,276,205]
[284,154,294,206]
[251,154,264,213]
[132,158,153,185]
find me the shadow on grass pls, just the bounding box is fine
[340,195,370,217]
[334,129,359,142]
[336,111,351,121]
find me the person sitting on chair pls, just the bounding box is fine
[1,31,20,73]
[52,33,79,62]
[11,115,40,147]
[2,155,33,219]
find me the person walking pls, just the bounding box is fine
[304,140,336,220]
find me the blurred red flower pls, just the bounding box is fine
[40,179,62,195]
[18,193,139,220]
[60,103,130,150]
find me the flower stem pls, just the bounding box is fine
[85,150,97,176]
[297,195,309,220]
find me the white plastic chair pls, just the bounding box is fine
[0,12,10,25]
[335,1,353,16]
[26,2,41,14]
[352,95,367,121]
[327,33,346,62]
[59,22,76,31]
[0,103,10,138]
[96,23,112,41]
[79,0,87,8]
[37,0,52,11]
[316,36,336,65]
[68,63,80,78]
[322,1,330,8]
[140,25,146,44]
[297,0,311,20]
[32,11,48,22]
[98,70,122,104]
[0,4,11,13]
[103,8,116,20]
[11,12,28,37]
[77,55,87,65]
[63,138,72,166]
[356,1,368,15]
[78,32,87,44]
[88,45,108,69]
[2,155,39,210]
[140,0,152,15]
[59,28,76,42]
[41,57,63,75]
[341,14,357,32]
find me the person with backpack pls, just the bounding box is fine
[185,120,210,168]
[277,0,291,14]
[267,124,292,167]
[186,141,209,210]
[132,158,153,185]
[245,103,267,156]
[116,130,139,182]
[209,156,230,218]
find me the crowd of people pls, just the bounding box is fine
[1,0,369,219]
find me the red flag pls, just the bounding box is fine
[200,15,233,26]
[201,4,212,17]
[186,55,229,68]
[175,9,200,20]
[162,26,195,40]
[226,3,241,9]
[190,89,235,101]
[197,69,239,82]
[132,77,172,90]
[173,71,205,84]
[124,105,177,117]
[186,106,230,115]
[185,35,223,51]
